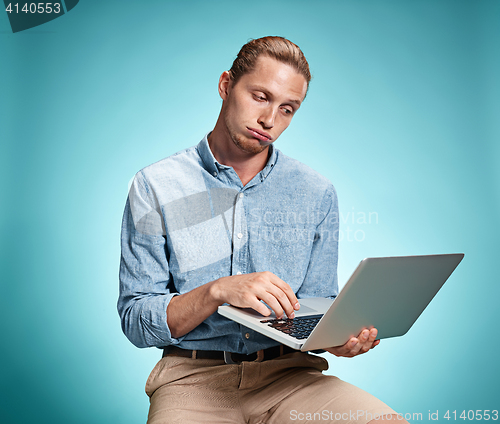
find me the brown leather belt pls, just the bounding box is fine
[162,345,299,364]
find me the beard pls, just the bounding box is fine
[223,110,268,155]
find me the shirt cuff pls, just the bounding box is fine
[139,293,185,347]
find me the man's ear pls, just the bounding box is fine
[218,71,232,101]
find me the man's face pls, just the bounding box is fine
[220,55,308,155]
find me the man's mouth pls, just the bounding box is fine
[247,127,272,142]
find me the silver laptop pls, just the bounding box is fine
[218,254,464,351]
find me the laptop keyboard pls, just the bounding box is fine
[260,315,323,340]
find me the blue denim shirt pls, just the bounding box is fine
[118,134,339,354]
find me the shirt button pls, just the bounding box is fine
[239,193,244,199]
[213,172,217,177]
[236,271,242,275]
[237,233,243,239]
[245,333,250,339]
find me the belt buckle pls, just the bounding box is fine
[224,351,237,364]
[223,350,264,364]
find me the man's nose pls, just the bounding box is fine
[258,106,277,129]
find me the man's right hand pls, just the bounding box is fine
[167,271,299,338]
[211,271,300,319]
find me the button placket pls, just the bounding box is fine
[231,192,248,276]
[232,194,246,249]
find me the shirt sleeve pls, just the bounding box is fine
[296,185,339,300]
[117,172,185,348]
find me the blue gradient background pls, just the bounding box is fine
[1,1,499,422]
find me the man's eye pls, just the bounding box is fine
[254,95,266,101]
[282,108,293,115]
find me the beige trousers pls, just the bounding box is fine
[146,352,396,424]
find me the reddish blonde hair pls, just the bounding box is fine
[229,36,311,88]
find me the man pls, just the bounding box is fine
[119,36,407,423]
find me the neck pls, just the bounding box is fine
[209,116,270,186]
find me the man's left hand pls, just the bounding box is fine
[325,328,380,358]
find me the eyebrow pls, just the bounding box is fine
[249,85,302,108]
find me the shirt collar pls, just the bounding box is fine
[197,133,219,177]
[196,132,278,180]
[260,144,277,180]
